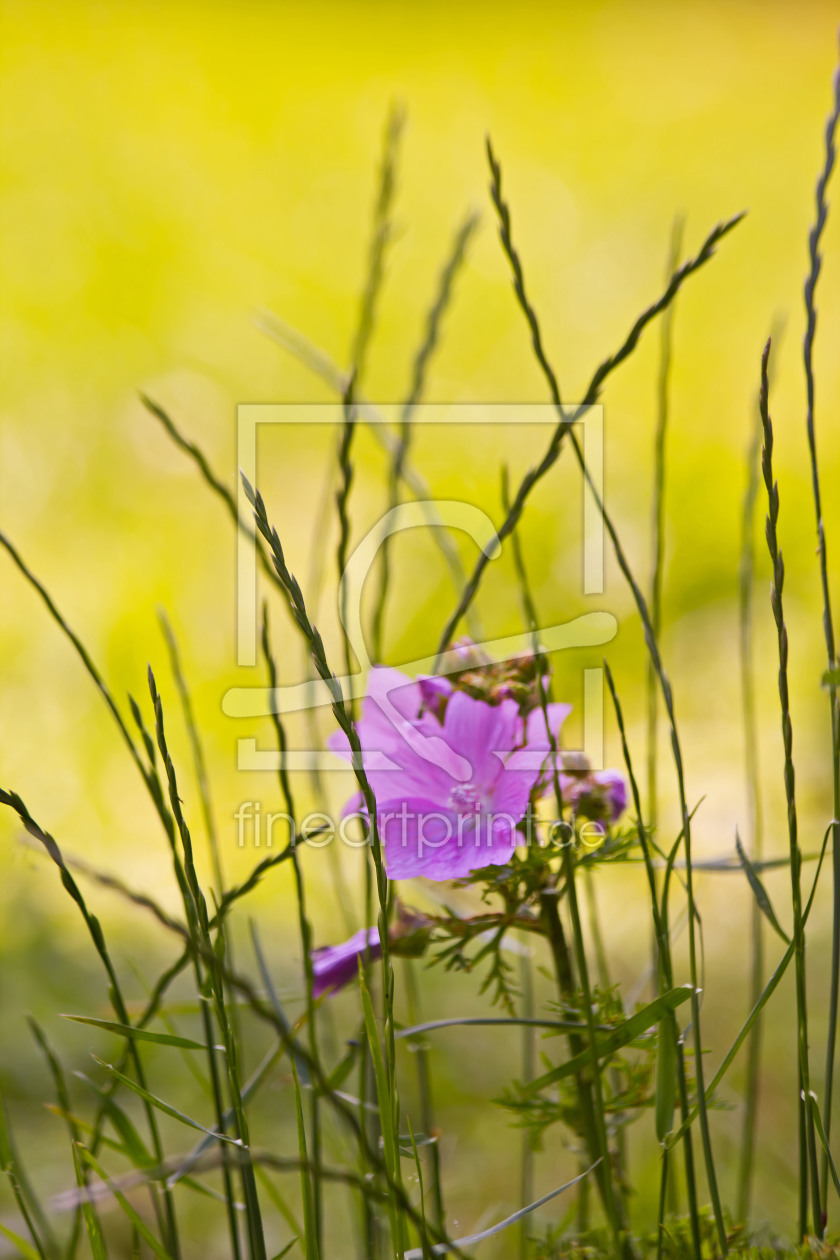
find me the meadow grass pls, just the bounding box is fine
[1,40,840,1260]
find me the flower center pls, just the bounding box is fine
[449,782,481,810]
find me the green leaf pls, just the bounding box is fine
[822,667,840,688]
[735,831,790,944]
[359,962,402,1254]
[75,1072,154,1169]
[524,987,693,1095]
[0,1221,42,1260]
[72,1143,108,1260]
[395,1016,596,1039]
[808,1092,840,1201]
[79,1147,173,1260]
[804,821,838,925]
[91,1056,243,1146]
[655,1015,677,1143]
[668,940,795,1147]
[269,1241,298,1260]
[290,1057,318,1260]
[403,1160,599,1258]
[64,1015,221,1052]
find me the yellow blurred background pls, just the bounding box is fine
[2,1,839,1252]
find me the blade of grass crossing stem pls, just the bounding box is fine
[519,951,535,1260]
[501,469,626,1252]
[604,661,700,1245]
[0,1082,51,1260]
[759,338,823,1237]
[30,1017,86,1259]
[360,963,405,1257]
[72,1144,108,1260]
[254,1166,304,1239]
[406,1118,432,1260]
[260,607,323,1251]
[91,1056,243,1145]
[482,141,733,1251]
[270,1242,298,1260]
[403,958,445,1235]
[79,1148,171,1260]
[802,51,840,1218]
[669,828,834,1151]
[403,1163,600,1260]
[0,789,178,1256]
[291,1058,319,1260]
[810,1092,840,1202]
[525,987,693,1093]
[150,668,264,1260]
[75,1073,155,1170]
[241,475,401,1238]
[143,687,245,1260]
[433,141,744,660]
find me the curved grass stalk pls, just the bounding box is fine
[254,312,481,639]
[434,140,743,660]
[260,606,324,1254]
[370,210,480,661]
[801,49,840,1217]
[758,338,822,1238]
[482,140,731,1253]
[735,320,785,1219]
[647,215,684,833]
[242,475,410,1256]
[0,789,179,1257]
[604,663,702,1255]
[149,670,266,1260]
[501,473,629,1255]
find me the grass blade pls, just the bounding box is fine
[79,1147,173,1260]
[403,1161,600,1259]
[91,1056,243,1146]
[63,1016,221,1052]
[290,1058,319,1260]
[735,830,791,945]
[524,986,693,1094]
[71,1144,108,1260]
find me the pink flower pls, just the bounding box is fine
[328,667,570,881]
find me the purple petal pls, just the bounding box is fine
[378,796,520,881]
[311,927,381,998]
[525,703,573,751]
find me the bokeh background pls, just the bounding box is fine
[2,1,839,1254]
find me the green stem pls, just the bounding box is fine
[758,339,822,1238]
